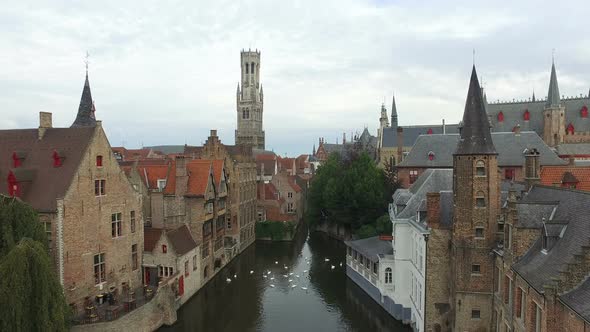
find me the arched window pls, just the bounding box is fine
[523,110,530,121]
[428,151,435,161]
[581,105,589,118]
[475,160,485,176]
[245,64,249,74]
[498,112,504,122]
[475,191,486,207]
[567,123,575,135]
[427,128,433,135]
[251,62,255,74]
[384,267,392,284]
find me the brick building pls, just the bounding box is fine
[0,72,144,313]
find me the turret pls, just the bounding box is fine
[391,93,398,128]
[71,71,97,128]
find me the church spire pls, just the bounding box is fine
[71,68,97,128]
[391,92,398,128]
[532,89,536,102]
[455,66,496,155]
[546,59,561,107]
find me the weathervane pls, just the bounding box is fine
[472,48,476,66]
[85,51,90,73]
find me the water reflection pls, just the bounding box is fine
[161,227,409,332]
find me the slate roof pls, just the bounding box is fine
[345,236,393,261]
[555,143,590,156]
[398,132,565,168]
[455,66,496,155]
[560,276,590,322]
[166,224,199,255]
[0,127,96,212]
[392,169,453,219]
[71,73,97,128]
[381,124,460,149]
[546,61,561,107]
[541,166,590,191]
[512,185,590,294]
[515,202,558,229]
[256,154,276,176]
[439,191,454,228]
[183,145,203,159]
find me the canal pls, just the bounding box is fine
[160,228,410,332]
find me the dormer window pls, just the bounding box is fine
[566,123,575,135]
[52,150,63,167]
[427,128,433,135]
[475,160,486,176]
[523,110,530,121]
[581,105,588,118]
[162,245,167,254]
[497,112,504,122]
[12,152,23,168]
[157,179,167,192]
[96,155,103,167]
[428,151,435,161]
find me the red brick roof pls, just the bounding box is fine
[265,206,296,222]
[541,166,590,191]
[138,164,170,190]
[165,159,214,197]
[211,159,224,187]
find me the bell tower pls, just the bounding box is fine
[451,66,499,331]
[235,49,265,150]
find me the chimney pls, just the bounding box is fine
[210,129,217,137]
[175,156,188,196]
[514,124,521,135]
[524,148,540,190]
[568,156,575,166]
[442,119,446,135]
[396,127,404,164]
[426,192,440,228]
[38,112,52,140]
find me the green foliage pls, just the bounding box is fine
[0,195,46,259]
[306,151,390,235]
[356,224,377,239]
[375,214,392,235]
[256,221,296,240]
[0,196,69,331]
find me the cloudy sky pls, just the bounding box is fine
[1,0,589,156]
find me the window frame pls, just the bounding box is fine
[111,212,122,238]
[96,155,103,167]
[93,253,106,285]
[131,244,138,271]
[130,210,136,233]
[95,179,106,196]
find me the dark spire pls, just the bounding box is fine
[391,92,398,127]
[71,72,97,128]
[546,60,561,107]
[532,89,536,102]
[455,66,496,155]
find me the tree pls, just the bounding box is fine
[0,195,69,331]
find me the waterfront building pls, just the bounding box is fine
[395,130,565,188]
[143,225,200,305]
[0,72,144,313]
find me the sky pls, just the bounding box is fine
[1,0,589,156]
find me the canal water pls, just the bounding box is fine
[160,228,410,332]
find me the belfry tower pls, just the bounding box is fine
[450,66,499,331]
[235,49,265,150]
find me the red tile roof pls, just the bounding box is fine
[211,159,224,187]
[138,164,170,190]
[541,166,590,191]
[265,206,296,222]
[186,160,213,196]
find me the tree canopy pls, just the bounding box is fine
[0,195,69,331]
[306,151,393,235]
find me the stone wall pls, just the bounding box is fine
[72,283,177,332]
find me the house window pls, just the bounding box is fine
[476,160,486,176]
[203,221,212,237]
[206,202,214,214]
[202,242,209,258]
[227,216,232,229]
[111,213,122,238]
[533,303,542,332]
[581,105,589,118]
[353,250,358,260]
[158,266,174,278]
[506,225,513,249]
[96,155,103,167]
[498,111,504,122]
[409,170,419,184]
[43,222,52,252]
[203,266,209,279]
[567,123,575,135]
[258,211,263,221]
[385,267,392,284]
[185,261,189,277]
[373,262,378,274]
[471,264,481,274]
[365,259,370,269]
[360,256,364,265]
[471,309,481,319]
[288,192,293,198]
[523,110,530,121]
[93,253,106,284]
[131,244,138,270]
[475,191,485,207]
[495,267,501,293]
[95,179,106,196]
[504,168,515,180]
[157,179,166,192]
[130,211,136,233]
[193,255,198,271]
[287,203,294,212]
[475,227,484,238]
[428,151,435,161]
[162,244,167,254]
[516,287,525,318]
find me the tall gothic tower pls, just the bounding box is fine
[235,49,265,150]
[451,66,499,331]
[542,60,566,147]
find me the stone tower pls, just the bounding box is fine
[71,70,97,128]
[542,60,566,147]
[451,66,499,331]
[235,49,265,150]
[377,103,389,149]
